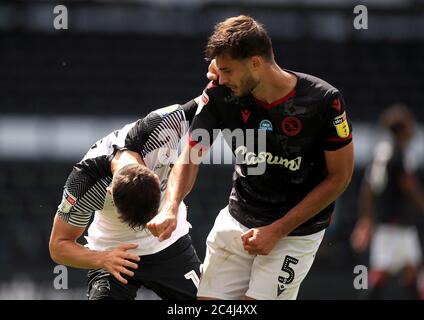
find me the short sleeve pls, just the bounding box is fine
[189,82,222,149]
[321,91,353,151]
[56,168,101,228]
[124,105,191,156]
[123,119,146,154]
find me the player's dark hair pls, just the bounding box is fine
[205,15,273,61]
[111,163,161,230]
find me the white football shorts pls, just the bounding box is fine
[370,224,422,273]
[197,206,325,300]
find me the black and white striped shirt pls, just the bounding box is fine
[56,100,197,255]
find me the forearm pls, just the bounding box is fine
[50,239,105,270]
[166,159,199,209]
[147,146,201,240]
[272,175,350,237]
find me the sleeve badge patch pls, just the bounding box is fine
[333,111,350,138]
[58,189,77,213]
[195,91,209,115]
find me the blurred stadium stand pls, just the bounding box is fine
[1,33,424,122]
[0,0,424,299]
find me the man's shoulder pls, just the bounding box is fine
[72,149,113,196]
[142,104,187,132]
[293,70,340,97]
[57,164,109,216]
[68,163,110,194]
[148,104,182,118]
[57,165,109,226]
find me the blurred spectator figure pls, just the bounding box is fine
[351,104,424,299]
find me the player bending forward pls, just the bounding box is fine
[49,100,201,300]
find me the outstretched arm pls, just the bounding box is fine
[165,148,200,212]
[148,69,220,241]
[148,143,203,241]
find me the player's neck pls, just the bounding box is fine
[251,63,297,104]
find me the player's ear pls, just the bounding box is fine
[250,56,262,70]
[106,186,112,195]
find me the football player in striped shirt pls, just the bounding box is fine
[49,100,202,300]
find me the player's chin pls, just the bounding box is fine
[231,88,244,97]
[227,85,238,95]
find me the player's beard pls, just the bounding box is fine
[235,73,259,97]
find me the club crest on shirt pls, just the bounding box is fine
[58,188,77,213]
[333,111,350,138]
[281,116,302,136]
[259,119,273,131]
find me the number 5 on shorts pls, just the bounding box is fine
[278,255,299,285]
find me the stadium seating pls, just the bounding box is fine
[1,34,423,120]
